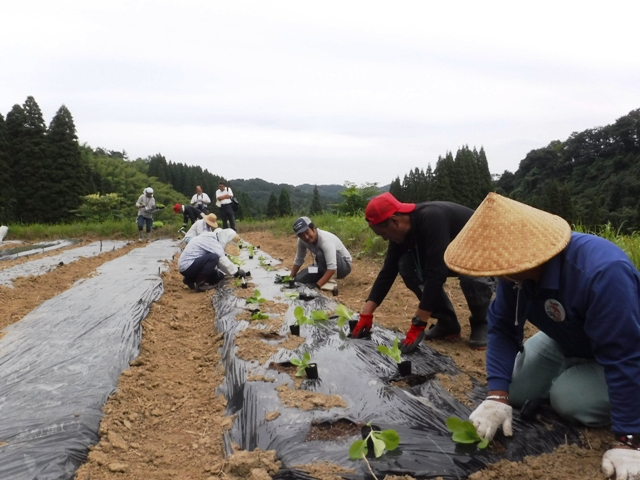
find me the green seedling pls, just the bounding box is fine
[246,289,266,304]
[293,306,314,326]
[335,304,354,327]
[234,277,243,287]
[349,422,400,480]
[446,416,489,449]
[229,255,244,267]
[248,245,256,256]
[281,275,294,283]
[289,351,312,377]
[284,292,299,299]
[310,310,329,321]
[377,338,402,364]
[250,311,269,320]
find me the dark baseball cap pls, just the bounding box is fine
[293,216,312,235]
[365,192,415,226]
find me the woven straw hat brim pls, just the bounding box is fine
[444,193,571,277]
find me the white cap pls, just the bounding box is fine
[144,187,154,194]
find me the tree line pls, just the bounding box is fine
[388,146,493,209]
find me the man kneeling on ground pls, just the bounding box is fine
[289,216,352,292]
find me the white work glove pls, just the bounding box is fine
[469,399,513,441]
[602,449,640,480]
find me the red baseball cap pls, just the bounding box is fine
[173,203,182,214]
[365,193,416,226]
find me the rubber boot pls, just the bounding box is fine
[469,317,488,350]
[423,316,461,341]
[146,231,151,243]
[195,273,215,292]
[138,230,143,242]
[182,277,195,290]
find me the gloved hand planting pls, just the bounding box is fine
[469,399,513,441]
[399,317,428,353]
[601,448,640,479]
[351,313,373,338]
[234,269,247,278]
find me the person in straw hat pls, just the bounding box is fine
[444,192,640,479]
[182,213,219,244]
[351,192,495,351]
[178,228,248,292]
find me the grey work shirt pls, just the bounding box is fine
[293,229,352,271]
[136,195,156,219]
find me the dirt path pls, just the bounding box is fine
[1,232,612,479]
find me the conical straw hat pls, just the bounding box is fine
[444,193,571,276]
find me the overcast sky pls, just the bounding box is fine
[2,1,639,186]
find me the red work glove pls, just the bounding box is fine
[400,317,428,353]
[351,313,373,338]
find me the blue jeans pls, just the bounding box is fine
[137,216,153,232]
[509,332,610,427]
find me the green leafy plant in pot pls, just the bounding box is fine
[377,338,411,376]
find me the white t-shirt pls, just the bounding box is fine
[294,229,352,271]
[215,188,233,207]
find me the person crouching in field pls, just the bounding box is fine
[182,213,219,244]
[178,228,248,292]
[444,193,640,480]
[289,216,352,294]
[174,203,205,232]
[135,187,156,242]
[351,192,494,351]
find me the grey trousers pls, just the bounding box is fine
[509,332,610,427]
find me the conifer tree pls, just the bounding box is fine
[47,105,86,222]
[278,188,292,216]
[430,153,455,202]
[6,97,51,222]
[309,185,323,215]
[389,177,403,201]
[266,192,279,218]
[0,113,14,222]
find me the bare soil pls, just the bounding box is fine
[0,231,612,479]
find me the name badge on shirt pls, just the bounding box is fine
[308,265,318,274]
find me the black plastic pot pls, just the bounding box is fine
[398,360,412,376]
[249,255,254,259]
[289,325,300,336]
[286,280,296,288]
[241,278,248,289]
[348,320,358,333]
[361,424,381,455]
[305,363,318,379]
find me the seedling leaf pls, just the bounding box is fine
[371,435,385,458]
[375,429,400,451]
[446,415,488,448]
[310,310,329,321]
[376,338,402,364]
[348,440,367,460]
[335,304,354,327]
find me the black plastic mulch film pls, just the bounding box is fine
[214,244,581,480]
[0,240,180,480]
[0,240,128,288]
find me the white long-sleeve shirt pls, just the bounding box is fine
[178,232,237,276]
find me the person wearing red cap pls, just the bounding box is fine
[174,203,205,231]
[351,192,494,351]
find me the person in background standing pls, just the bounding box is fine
[135,187,156,242]
[190,186,211,215]
[215,181,236,231]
